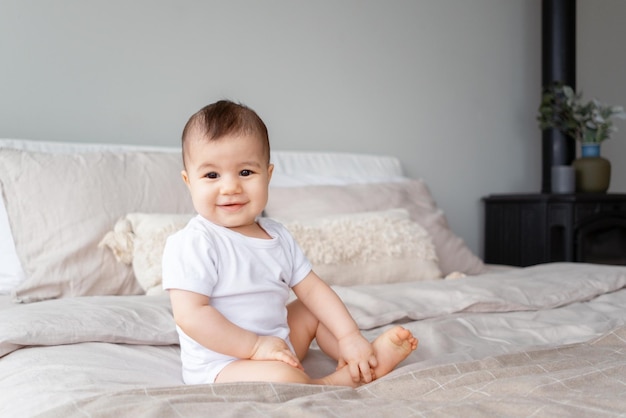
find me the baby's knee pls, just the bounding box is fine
[272,363,310,384]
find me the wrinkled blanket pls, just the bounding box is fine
[1,262,625,417]
[41,326,626,417]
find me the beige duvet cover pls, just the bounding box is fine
[1,262,625,417]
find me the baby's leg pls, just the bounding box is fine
[215,359,311,384]
[287,299,340,361]
[216,326,417,386]
[288,300,417,380]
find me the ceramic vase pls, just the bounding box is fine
[572,143,611,193]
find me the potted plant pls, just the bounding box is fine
[538,83,626,192]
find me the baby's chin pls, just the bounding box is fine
[197,212,248,227]
[226,222,269,239]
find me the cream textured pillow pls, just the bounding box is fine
[282,208,442,286]
[0,149,195,303]
[266,180,485,276]
[100,209,442,291]
[100,213,194,294]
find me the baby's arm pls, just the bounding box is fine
[292,272,377,383]
[169,289,302,369]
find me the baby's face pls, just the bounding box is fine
[182,133,273,235]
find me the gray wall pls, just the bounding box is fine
[578,1,626,198]
[1,0,625,257]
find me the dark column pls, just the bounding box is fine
[541,0,576,193]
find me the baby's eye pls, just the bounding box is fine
[205,172,219,179]
[240,169,253,177]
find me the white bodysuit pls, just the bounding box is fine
[162,215,312,384]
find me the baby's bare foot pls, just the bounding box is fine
[314,326,417,388]
[371,326,418,379]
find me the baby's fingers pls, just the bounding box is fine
[348,362,361,383]
[368,354,378,369]
[278,350,303,370]
[359,361,374,383]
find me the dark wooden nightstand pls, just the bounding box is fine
[483,193,626,267]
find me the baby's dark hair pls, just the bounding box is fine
[181,100,270,168]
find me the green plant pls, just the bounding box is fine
[537,83,626,144]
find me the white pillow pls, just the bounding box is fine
[0,198,25,294]
[268,150,405,187]
[100,209,442,291]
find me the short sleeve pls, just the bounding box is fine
[162,227,218,296]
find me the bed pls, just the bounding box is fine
[1,139,625,417]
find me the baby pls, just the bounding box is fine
[162,100,417,386]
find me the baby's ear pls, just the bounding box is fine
[267,164,274,182]
[181,170,191,186]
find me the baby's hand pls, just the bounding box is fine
[250,335,303,370]
[337,331,377,383]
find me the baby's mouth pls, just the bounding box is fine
[219,202,245,212]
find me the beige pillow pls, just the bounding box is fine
[100,209,442,290]
[266,180,485,276]
[0,149,195,303]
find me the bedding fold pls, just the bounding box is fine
[1,263,625,357]
[0,295,177,357]
[336,262,626,329]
